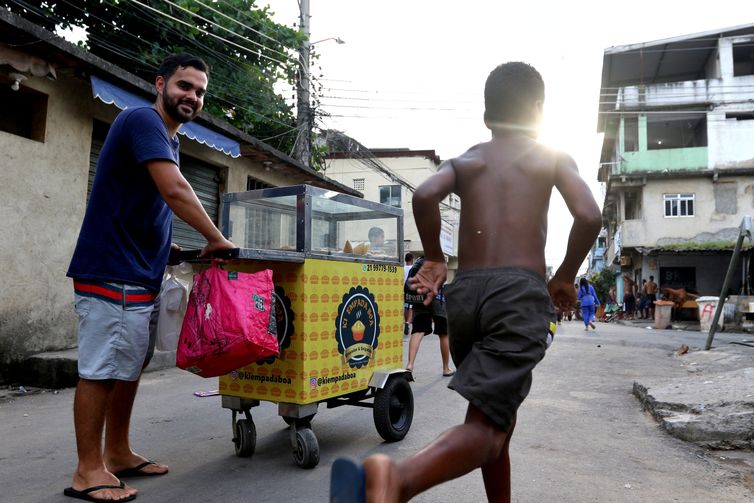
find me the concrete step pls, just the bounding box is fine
[633,367,754,450]
[10,349,177,389]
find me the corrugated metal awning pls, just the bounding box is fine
[90,75,241,158]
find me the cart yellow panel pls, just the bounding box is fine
[219,259,404,404]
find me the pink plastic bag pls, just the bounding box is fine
[177,263,279,378]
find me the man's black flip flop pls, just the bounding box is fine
[114,460,167,478]
[63,481,136,502]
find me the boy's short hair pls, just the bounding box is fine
[405,252,414,262]
[157,53,209,80]
[368,227,384,241]
[484,62,544,126]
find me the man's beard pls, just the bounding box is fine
[163,92,199,123]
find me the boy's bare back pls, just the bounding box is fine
[450,133,560,276]
[411,62,601,311]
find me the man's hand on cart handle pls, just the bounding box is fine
[168,245,239,265]
[201,237,236,260]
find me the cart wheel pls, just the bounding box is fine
[282,414,315,428]
[234,418,256,458]
[373,376,414,442]
[293,428,319,469]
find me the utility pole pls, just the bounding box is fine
[293,0,311,167]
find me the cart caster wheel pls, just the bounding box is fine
[293,428,319,469]
[234,418,256,458]
[373,376,414,442]
[283,414,314,428]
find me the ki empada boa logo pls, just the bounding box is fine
[335,286,380,369]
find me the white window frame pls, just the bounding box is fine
[353,178,365,191]
[663,193,695,218]
[379,184,402,207]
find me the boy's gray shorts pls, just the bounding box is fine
[444,267,556,432]
[74,282,159,381]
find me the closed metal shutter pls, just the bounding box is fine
[172,155,220,250]
[89,121,220,250]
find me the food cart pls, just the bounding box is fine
[214,184,413,468]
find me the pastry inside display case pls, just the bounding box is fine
[222,185,403,263]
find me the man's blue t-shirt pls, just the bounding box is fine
[67,107,179,292]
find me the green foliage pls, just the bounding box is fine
[3,0,306,157]
[310,142,330,171]
[589,266,616,304]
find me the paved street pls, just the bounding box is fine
[1,321,753,502]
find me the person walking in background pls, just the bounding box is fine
[578,277,600,331]
[65,54,235,502]
[403,253,415,336]
[330,61,601,503]
[405,284,455,377]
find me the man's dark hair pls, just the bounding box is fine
[484,62,544,125]
[405,252,414,263]
[157,53,209,80]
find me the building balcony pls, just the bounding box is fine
[618,75,754,108]
[620,220,647,248]
[621,146,708,173]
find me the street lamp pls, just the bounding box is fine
[311,37,345,45]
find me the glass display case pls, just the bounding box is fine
[221,185,403,264]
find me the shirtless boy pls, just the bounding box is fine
[645,275,658,319]
[330,62,602,502]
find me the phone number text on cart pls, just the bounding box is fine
[362,264,398,273]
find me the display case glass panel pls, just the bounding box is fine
[222,185,403,264]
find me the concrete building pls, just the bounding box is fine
[587,229,609,276]
[0,9,356,381]
[323,132,461,278]
[597,23,754,301]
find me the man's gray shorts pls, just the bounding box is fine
[73,281,159,381]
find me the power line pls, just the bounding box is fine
[155,0,295,62]
[129,0,292,68]
[196,0,291,49]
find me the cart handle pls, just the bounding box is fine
[168,248,240,265]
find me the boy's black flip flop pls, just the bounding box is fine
[63,481,136,502]
[330,457,365,503]
[114,460,167,478]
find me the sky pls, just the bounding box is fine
[266,0,751,270]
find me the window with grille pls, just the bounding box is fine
[379,185,401,207]
[353,178,365,191]
[664,193,694,217]
[247,176,272,191]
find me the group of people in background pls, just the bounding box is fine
[558,274,660,327]
[621,275,659,320]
